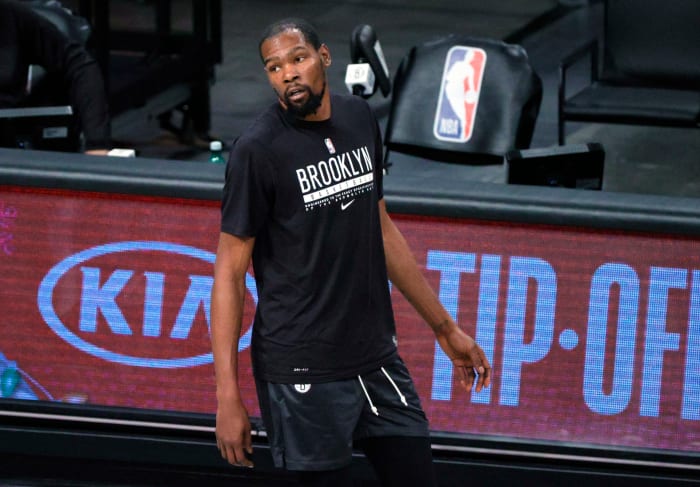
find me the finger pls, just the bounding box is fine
[234,446,254,468]
[221,443,237,465]
[217,436,246,467]
[481,362,492,389]
[467,367,476,390]
[469,348,486,375]
[216,437,230,462]
[470,348,491,392]
[456,365,474,392]
[242,425,254,466]
[473,360,489,392]
[244,426,253,455]
[474,366,486,392]
[478,349,492,391]
[456,366,465,390]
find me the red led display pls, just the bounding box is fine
[1,186,698,453]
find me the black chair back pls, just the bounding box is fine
[385,35,542,165]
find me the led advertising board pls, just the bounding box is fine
[1,186,698,454]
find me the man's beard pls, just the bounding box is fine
[283,83,326,118]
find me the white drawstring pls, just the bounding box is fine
[358,368,409,416]
[358,375,379,416]
[381,367,408,406]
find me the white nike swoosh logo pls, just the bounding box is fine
[341,199,355,211]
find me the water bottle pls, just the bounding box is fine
[209,140,226,164]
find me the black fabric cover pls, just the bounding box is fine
[603,0,700,89]
[560,0,700,134]
[385,35,542,165]
[25,1,92,45]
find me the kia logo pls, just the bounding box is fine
[38,241,256,368]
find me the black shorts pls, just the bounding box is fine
[255,357,430,471]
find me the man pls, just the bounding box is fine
[211,18,491,486]
[0,0,110,153]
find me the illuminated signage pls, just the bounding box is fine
[424,252,699,420]
[0,187,698,453]
[37,239,258,368]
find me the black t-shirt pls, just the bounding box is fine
[221,93,398,383]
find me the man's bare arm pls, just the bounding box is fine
[378,199,491,392]
[211,231,256,467]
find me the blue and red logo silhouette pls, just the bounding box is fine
[433,46,487,143]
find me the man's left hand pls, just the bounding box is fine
[436,325,492,393]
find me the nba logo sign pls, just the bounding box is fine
[433,46,487,143]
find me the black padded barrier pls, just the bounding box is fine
[2,148,700,237]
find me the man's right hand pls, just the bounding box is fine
[215,397,254,467]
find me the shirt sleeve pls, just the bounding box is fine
[220,136,275,237]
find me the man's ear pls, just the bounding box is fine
[319,44,331,67]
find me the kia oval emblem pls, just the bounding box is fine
[37,241,256,368]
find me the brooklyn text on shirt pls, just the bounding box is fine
[295,145,375,211]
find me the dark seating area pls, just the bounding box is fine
[557,0,700,144]
[0,0,222,151]
[76,0,222,142]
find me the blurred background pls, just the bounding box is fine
[22,0,700,197]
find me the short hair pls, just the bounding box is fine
[258,18,321,62]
